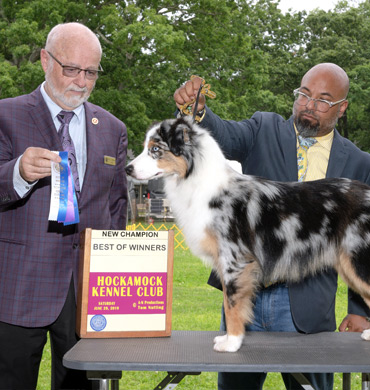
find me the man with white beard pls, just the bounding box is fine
[0,22,128,389]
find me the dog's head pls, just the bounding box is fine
[125,116,197,181]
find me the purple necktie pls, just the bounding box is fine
[57,111,80,195]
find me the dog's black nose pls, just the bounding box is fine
[125,164,134,176]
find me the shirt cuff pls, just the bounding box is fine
[13,156,37,197]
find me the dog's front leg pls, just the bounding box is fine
[213,262,258,352]
[213,290,247,352]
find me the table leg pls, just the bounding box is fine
[362,373,370,390]
[87,371,122,390]
[153,372,201,390]
[343,373,351,390]
[291,373,315,390]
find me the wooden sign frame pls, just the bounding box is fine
[77,228,174,338]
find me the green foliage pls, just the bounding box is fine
[1,0,369,151]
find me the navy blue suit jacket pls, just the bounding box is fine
[203,108,370,333]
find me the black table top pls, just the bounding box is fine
[63,330,370,373]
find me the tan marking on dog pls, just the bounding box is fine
[199,228,224,284]
[157,152,188,178]
[200,228,219,260]
[336,251,370,302]
[147,139,156,149]
[223,293,247,336]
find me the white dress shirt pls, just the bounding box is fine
[14,82,87,197]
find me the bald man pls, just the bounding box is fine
[0,23,128,389]
[174,64,370,390]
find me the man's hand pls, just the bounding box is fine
[19,147,61,183]
[339,314,370,332]
[173,76,206,112]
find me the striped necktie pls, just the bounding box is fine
[57,111,80,195]
[297,135,317,182]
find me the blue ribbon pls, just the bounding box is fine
[57,151,80,225]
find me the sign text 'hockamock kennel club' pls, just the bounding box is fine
[77,229,174,338]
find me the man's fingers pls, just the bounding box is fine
[20,147,61,181]
[174,77,204,105]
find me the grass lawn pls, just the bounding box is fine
[37,245,364,389]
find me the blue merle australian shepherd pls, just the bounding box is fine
[125,116,370,352]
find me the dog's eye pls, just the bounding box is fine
[149,145,161,159]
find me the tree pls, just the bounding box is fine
[302,0,370,150]
[1,0,369,153]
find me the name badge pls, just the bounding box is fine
[104,156,116,166]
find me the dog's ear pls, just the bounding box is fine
[181,116,196,146]
[169,122,193,156]
[157,120,171,142]
[183,127,191,144]
[157,118,193,156]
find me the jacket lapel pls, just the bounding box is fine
[80,103,100,199]
[28,87,61,151]
[281,118,299,182]
[326,129,349,178]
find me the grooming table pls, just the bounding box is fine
[63,330,370,390]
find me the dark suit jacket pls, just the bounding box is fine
[0,86,128,327]
[203,108,370,333]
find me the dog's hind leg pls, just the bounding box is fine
[361,297,370,341]
[213,261,260,352]
[336,250,370,341]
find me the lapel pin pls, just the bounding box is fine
[92,118,99,125]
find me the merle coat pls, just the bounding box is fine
[203,107,370,333]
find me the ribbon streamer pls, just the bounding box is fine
[49,151,79,225]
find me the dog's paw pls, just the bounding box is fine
[213,334,228,345]
[213,334,244,352]
[361,329,370,341]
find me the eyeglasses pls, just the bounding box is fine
[293,89,346,113]
[47,51,103,81]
